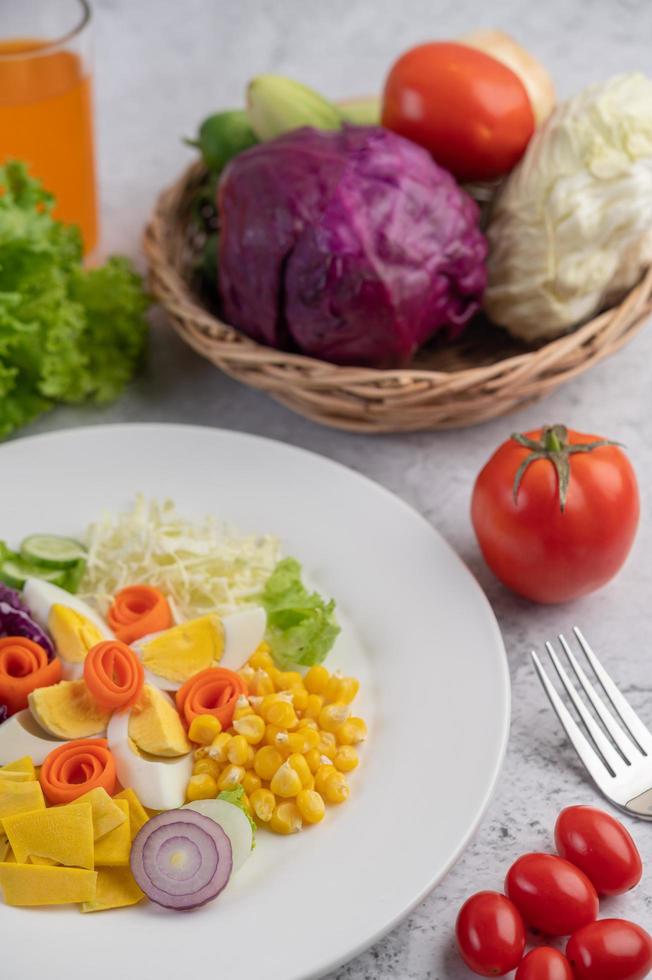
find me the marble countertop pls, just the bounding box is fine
[21,0,652,975]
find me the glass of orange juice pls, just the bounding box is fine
[0,0,98,254]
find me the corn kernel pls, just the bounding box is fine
[297,717,319,731]
[324,673,343,703]
[188,713,222,745]
[324,770,350,804]
[217,765,246,791]
[334,746,359,772]
[233,695,254,721]
[250,787,276,822]
[291,688,309,712]
[209,732,233,762]
[242,771,262,796]
[287,727,320,754]
[192,757,221,779]
[254,745,284,781]
[227,734,254,767]
[304,694,324,720]
[186,773,219,802]
[279,670,303,689]
[269,801,302,835]
[296,789,326,824]
[305,665,330,695]
[319,702,350,733]
[264,723,283,746]
[270,760,302,798]
[317,731,337,759]
[337,717,368,745]
[304,748,322,774]
[248,645,274,671]
[250,669,275,697]
[266,701,298,730]
[233,713,266,744]
[288,753,313,789]
[314,764,337,796]
[337,676,360,704]
[238,665,256,686]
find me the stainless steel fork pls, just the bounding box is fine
[532,627,652,819]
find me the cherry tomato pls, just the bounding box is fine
[567,919,652,980]
[456,891,526,976]
[471,425,639,604]
[381,41,534,181]
[515,948,574,980]
[555,806,643,896]
[505,853,598,936]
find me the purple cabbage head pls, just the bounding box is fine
[217,125,487,367]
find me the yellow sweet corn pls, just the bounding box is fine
[337,717,368,745]
[186,773,219,802]
[238,665,256,686]
[296,789,326,824]
[291,687,309,712]
[254,746,283,781]
[334,746,359,773]
[304,665,330,695]
[317,731,337,760]
[297,717,319,731]
[266,700,298,730]
[304,748,322,774]
[250,787,276,822]
[287,727,319,754]
[319,702,350,733]
[323,770,350,804]
[209,731,232,762]
[227,735,254,767]
[233,695,254,721]
[304,694,324,719]
[248,646,274,671]
[232,714,265,744]
[324,674,344,703]
[188,713,222,745]
[269,801,302,835]
[314,764,337,796]
[337,677,360,704]
[242,771,262,797]
[217,765,246,791]
[250,669,275,697]
[192,757,221,779]
[288,753,313,790]
[270,760,302,798]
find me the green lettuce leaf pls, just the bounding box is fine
[260,557,340,669]
[0,161,148,438]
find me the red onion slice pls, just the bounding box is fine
[130,809,233,910]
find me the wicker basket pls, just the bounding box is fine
[143,161,652,433]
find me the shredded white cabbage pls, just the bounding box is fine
[79,496,281,621]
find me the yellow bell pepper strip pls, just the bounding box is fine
[0,862,97,905]
[69,786,127,840]
[93,799,130,866]
[0,777,45,830]
[81,866,145,912]
[113,788,148,839]
[2,802,94,869]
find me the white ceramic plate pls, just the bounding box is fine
[0,424,509,980]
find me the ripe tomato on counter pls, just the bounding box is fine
[381,41,534,181]
[455,890,525,976]
[515,948,574,980]
[505,852,598,936]
[567,919,652,980]
[471,424,639,603]
[555,806,642,896]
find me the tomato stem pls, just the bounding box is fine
[511,424,618,512]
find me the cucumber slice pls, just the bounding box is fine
[20,534,86,569]
[0,558,68,590]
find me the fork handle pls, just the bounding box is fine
[625,788,652,819]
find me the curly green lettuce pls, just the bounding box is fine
[260,557,340,669]
[0,161,148,438]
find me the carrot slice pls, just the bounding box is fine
[83,640,144,712]
[0,637,62,716]
[176,667,247,729]
[107,586,172,645]
[39,738,117,805]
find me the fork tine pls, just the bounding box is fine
[558,634,637,763]
[545,642,624,775]
[574,627,652,755]
[531,651,613,789]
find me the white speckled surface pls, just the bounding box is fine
[19,0,652,974]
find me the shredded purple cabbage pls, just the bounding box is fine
[218,125,487,367]
[0,583,29,613]
[0,601,54,659]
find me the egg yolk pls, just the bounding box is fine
[140,616,224,683]
[48,606,104,664]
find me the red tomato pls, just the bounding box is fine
[456,891,526,976]
[555,806,643,896]
[515,948,574,980]
[471,425,639,603]
[381,41,534,181]
[567,919,652,980]
[505,853,598,936]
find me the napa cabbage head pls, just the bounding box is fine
[484,73,652,341]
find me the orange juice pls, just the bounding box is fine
[0,38,97,253]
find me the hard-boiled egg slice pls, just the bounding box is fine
[23,579,113,680]
[134,607,266,691]
[28,679,111,739]
[107,703,192,810]
[0,710,67,765]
